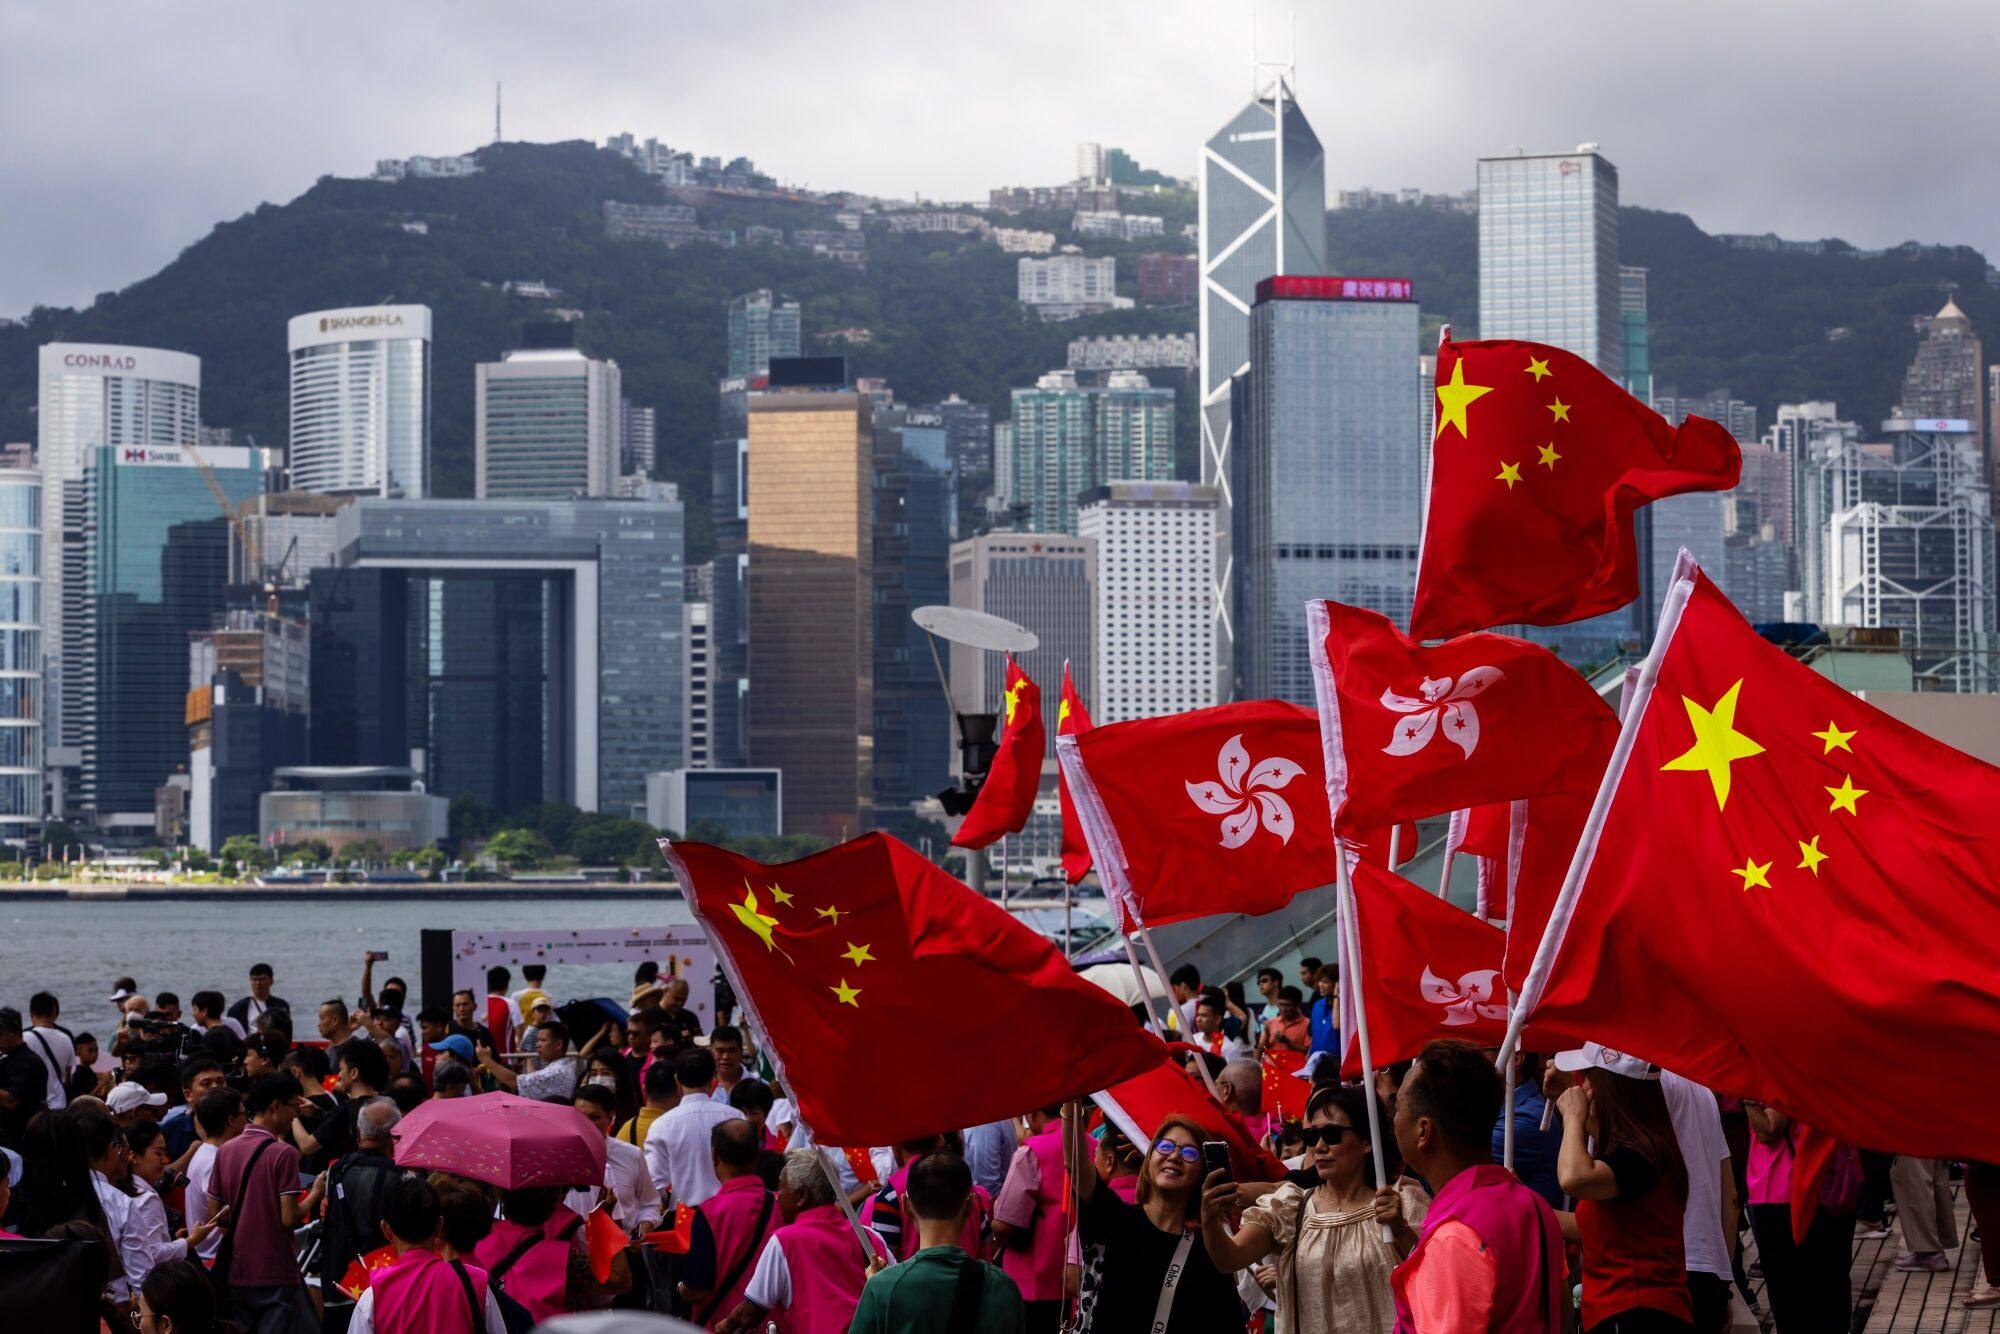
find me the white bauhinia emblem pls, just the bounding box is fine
[1420,966,1508,1026]
[1381,668,1505,759]
[1185,733,1307,849]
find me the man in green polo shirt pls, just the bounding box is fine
[848,1149,1026,1333]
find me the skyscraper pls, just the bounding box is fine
[682,598,711,770]
[871,407,955,818]
[1008,369,1174,534]
[37,343,201,790]
[1235,275,1421,705]
[1078,482,1218,721]
[1896,297,1985,479]
[475,338,621,499]
[947,533,1095,755]
[621,398,658,477]
[0,466,42,835]
[745,377,873,838]
[728,289,802,380]
[1199,66,1329,694]
[1477,147,1622,377]
[286,305,432,498]
[1618,265,1650,402]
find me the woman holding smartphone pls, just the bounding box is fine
[1069,1107,1244,1333]
[1199,1083,1420,1334]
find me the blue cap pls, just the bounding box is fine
[427,1034,476,1063]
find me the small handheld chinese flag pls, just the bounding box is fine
[664,833,1164,1147]
[1056,662,1095,883]
[585,1205,628,1282]
[952,655,1044,850]
[1411,333,1740,640]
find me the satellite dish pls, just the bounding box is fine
[912,605,1039,653]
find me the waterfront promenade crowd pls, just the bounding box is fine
[0,953,1989,1333]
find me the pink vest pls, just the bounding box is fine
[369,1250,491,1334]
[773,1202,887,1334]
[1001,1121,1068,1302]
[861,1162,995,1261]
[473,1208,581,1323]
[1392,1164,1567,1334]
[695,1175,780,1324]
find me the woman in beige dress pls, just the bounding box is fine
[1199,1082,1426,1334]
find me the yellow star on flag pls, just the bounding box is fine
[1057,697,1071,725]
[1003,679,1027,724]
[841,942,875,966]
[1661,680,1766,810]
[1525,356,1551,382]
[1732,857,1773,891]
[1812,722,1856,754]
[1537,442,1561,470]
[814,905,845,924]
[1495,461,1523,490]
[830,978,861,1007]
[1547,397,1571,423]
[1434,360,1494,440]
[766,881,794,907]
[1796,835,1828,876]
[729,883,794,962]
[1826,775,1868,815]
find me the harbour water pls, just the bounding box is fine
[0,894,694,1019]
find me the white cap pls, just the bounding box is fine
[1552,1042,1659,1081]
[106,1082,169,1114]
[107,987,134,1003]
[0,1146,20,1188]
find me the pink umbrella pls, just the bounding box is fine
[392,1091,607,1190]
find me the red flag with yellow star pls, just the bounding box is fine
[952,655,1044,850]
[1411,333,1741,641]
[663,832,1167,1147]
[1057,661,1095,884]
[1514,559,2000,1159]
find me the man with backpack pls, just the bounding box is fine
[679,1119,782,1326]
[348,1173,508,1333]
[849,1150,1026,1333]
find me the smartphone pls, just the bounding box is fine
[1201,1140,1231,1182]
[366,950,389,962]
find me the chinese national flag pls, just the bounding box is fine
[585,1205,629,1282]
[1059,700,1338,930]
[1308,599,1619,832]
[1411,334,1741,640]
[337,1244,398,1299]
[1520,562,2000,1159]
[1057,662,1095,883]
[663,833,1165,1147]
[1093,1057,1286,1181]
[952,655,1044,850]
[1338,861,1565,1077]
[1261,1047,1310,1125]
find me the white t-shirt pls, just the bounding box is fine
[25,1024,75,1109]
[185,1142,224,1261]
[1660,1070,1732,1279]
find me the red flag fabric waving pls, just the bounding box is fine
[1057,662,1095,883]
[1059,700,1336,930]
[1411,333,1741,640]
[1093,1057,1286,1182]
[1338,861,1563,1078]
[1499,790,1594,990]
[952,655,1044,849]
[1261,1047,1310,1126]
[586,1205,628,1283]
[1308,599,1619,833]
[1520,562,2000,1159]
[664,833,1165,1147]
[1348,820,1421,871]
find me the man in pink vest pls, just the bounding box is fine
[470,1186,585,1324]
[860,1133,994,1262]
[714,1147,889,1334]
[679,1120,783,1327]
[992,1104,1069,1334]
[350,1174,507,1334]
[1390,1039,1566,1333]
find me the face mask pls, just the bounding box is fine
[586,1074,617,1090]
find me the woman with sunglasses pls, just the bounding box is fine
[1199,1083,1422,1334]
[1069,1106,1244,1332]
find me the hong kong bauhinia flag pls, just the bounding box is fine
[1411,333,1740,640]
[1513,558,2000,1159]
[664,833,1164,1147]
[1056,662,1095,884]
[1307,599,1619,834]
[952,655,1043,850]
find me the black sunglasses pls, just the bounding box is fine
[1297,1123,1362,1149]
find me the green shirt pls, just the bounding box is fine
[847,1245,1027,1334]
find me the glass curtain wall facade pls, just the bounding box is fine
[475,351,621,499]
[728,290,802,380]
[1237,286,1421,705]
[871,410,955,817]
[1477,150,1622,377]
[0,471,41,832]
[287,306,432,498]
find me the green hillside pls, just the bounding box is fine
[3,141,1992,566]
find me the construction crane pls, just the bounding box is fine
[182,438,280,616]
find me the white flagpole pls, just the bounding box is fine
[1496,562,1698,1071]
[1388,823,1402,869]
[1335,848,1395,1244]
[798,1118,881,1264]
[1136,925,1226,1102]
[1120,930,1166,1039]
[1502,1048,1518,1171]
[1436,846,1456,902]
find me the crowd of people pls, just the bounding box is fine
[0,950,1989,1334]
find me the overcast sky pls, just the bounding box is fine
[5,1,1998,316]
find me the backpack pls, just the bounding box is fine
[485,1216,585,1334]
